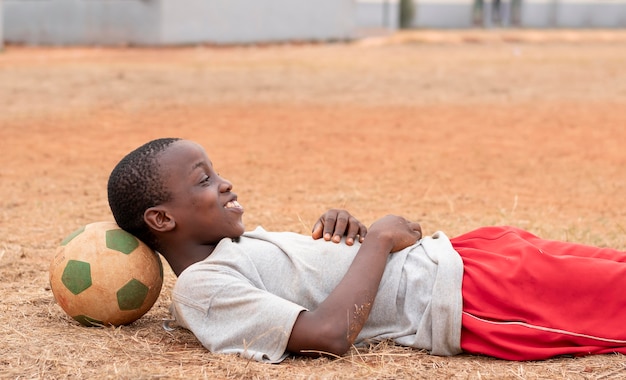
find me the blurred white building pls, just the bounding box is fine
[0,0,625,46]
[356,0,401,33]
[2,0,355,45]
[387,0,626,29]
[0,0,3,49]
[523,0,626,28]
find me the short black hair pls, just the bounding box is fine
[107,138,181,251]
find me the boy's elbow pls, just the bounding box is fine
[325,338,352,357]
[308,324,353,357]
[288,312,354,357]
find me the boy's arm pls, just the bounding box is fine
[288,215,422,357]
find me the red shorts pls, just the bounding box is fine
[451,226,626,360]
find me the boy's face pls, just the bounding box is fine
[157,140,245,245]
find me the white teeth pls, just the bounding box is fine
[225,200,242,209]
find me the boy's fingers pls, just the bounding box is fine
[332,213,349,242]
[345,221,362,246]
[409,222,422,238]
[311,221,324,240]
[358,225,367,242]
[314,210,368,244]
[322,213,338,241]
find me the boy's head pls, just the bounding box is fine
[108,138,181,250]
[108,138,245,254]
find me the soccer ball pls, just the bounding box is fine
[49,221,163,326]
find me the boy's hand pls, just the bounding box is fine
[368,215,422,253]
[311,209,367,246]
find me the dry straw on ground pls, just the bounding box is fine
[1,30,626,379]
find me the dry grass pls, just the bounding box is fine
[1,30,626,379]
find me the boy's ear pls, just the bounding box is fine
[144,207,175,232]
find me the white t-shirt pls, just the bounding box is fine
[170,227,464,363]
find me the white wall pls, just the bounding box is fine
[160,0,355,44]
[555,0,626,28]
[4,0,626,46]
[3,0,355,46]
[521,0,626,28]
[4,0,160,45]
[406,0,626,28]
[521,0,557,27]
[355,0,400,30]
[413,0,474,28]
[0,0,4,49]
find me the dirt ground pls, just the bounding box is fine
[1,30,626,379]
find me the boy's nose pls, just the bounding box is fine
[219,179,233,192]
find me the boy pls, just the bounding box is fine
[108,138,626,363]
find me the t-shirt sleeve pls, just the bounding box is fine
[171,268,306,363]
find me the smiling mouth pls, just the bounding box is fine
[225,200,243,209]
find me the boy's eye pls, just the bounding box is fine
[200,175,210,184]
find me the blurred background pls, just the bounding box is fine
[2,1,626,379]
[1,0,625,47]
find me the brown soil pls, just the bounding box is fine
[1,30,626,379]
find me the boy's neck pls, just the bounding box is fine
[161,243,216,277]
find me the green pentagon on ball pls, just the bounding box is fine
[116,278,149,310]
[106,229,139,254]
[61,226,86,246]
[73,315,104,327]
[61,260,92,295]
